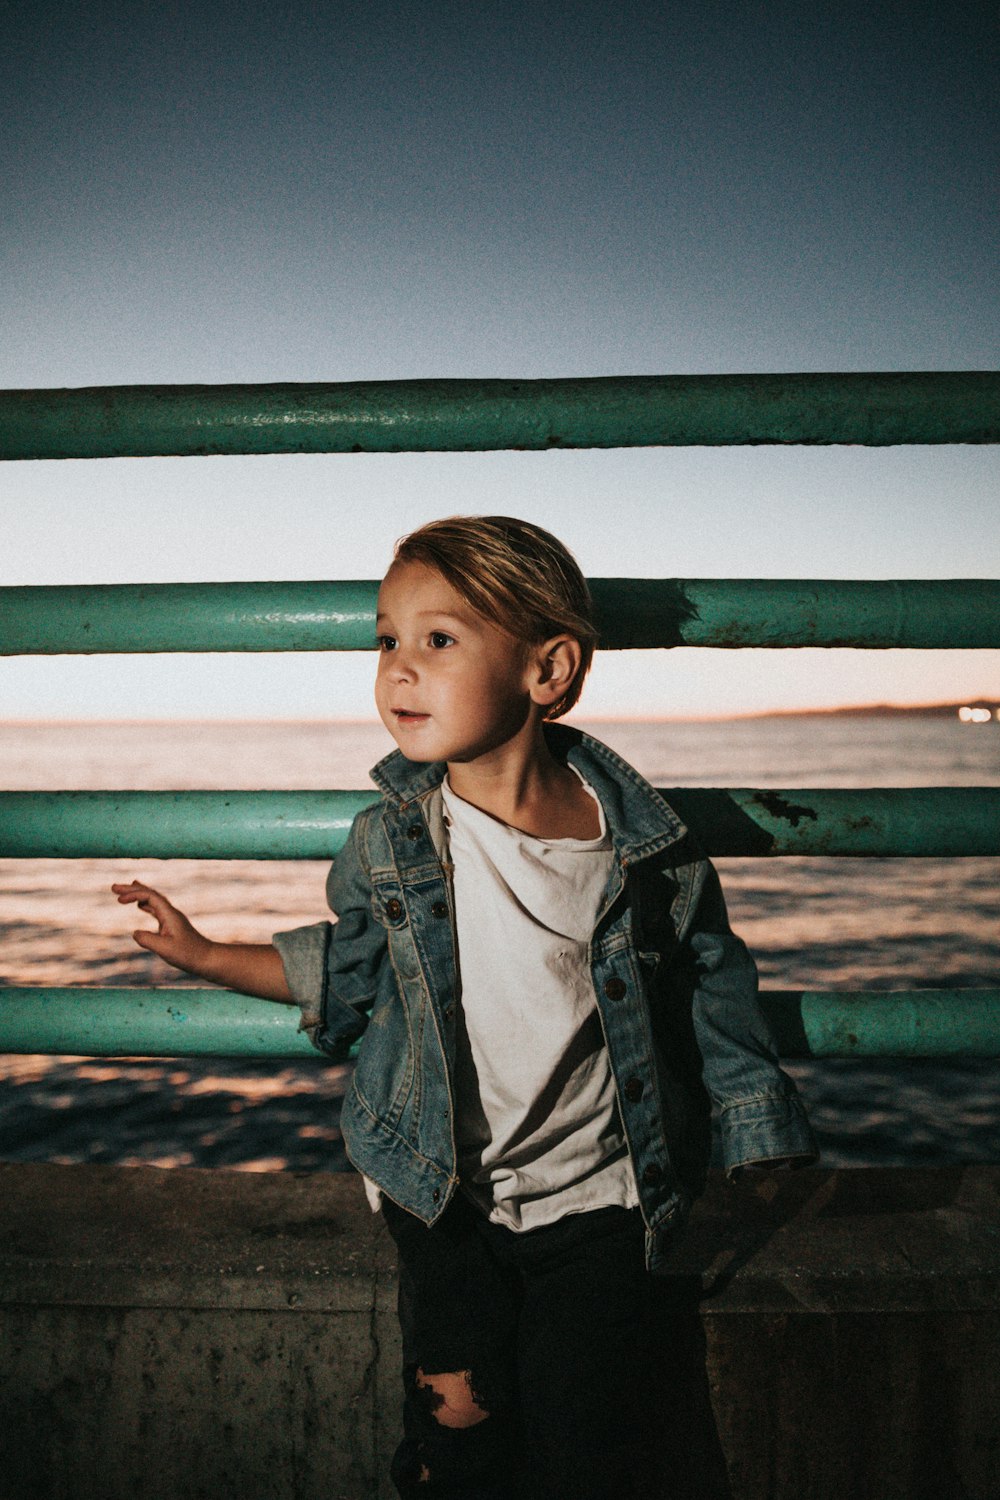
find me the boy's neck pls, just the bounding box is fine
[445,723,600,840]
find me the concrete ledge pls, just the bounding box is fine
[4,1164,998,1313]
[1,1164,998,1499]
[663,1163,1000,1312]
[0,1161,396,1313]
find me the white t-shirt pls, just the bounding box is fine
[439,772,639,1230]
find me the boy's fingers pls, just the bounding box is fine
[118,888,173,917]
[133,929,172,955]
[113,884,155,904]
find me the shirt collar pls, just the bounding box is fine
[370,723,687,862]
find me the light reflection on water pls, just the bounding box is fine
[1,716,998,1171]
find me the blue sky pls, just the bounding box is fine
[2,0,998,718]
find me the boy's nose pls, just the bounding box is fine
[387,650,416,682]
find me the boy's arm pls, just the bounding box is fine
[681,862,818,1176]
[112,882,292,1002]
[114,811,386,1056]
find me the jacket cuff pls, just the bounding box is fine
[719,1093,818,1177]
[272,922,330,1033]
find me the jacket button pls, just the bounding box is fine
[444,1005,454,1020]
[624,1078,643,1102]
[642,1163,662,1185]
[604,977,626,1002]
[406,824,422,840]
[385,898,403,920]
[431,901,448,919]
[432,1188,440,1202]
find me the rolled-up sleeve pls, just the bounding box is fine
[272,810,387,1061]
[272,921,330,1033]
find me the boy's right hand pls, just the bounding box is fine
[111,881,214,976]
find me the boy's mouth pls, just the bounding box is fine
[393,709,429,724]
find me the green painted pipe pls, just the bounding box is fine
[0,988,319,1059]
[0,582,380,656]
[592,579,1000,651]
[663,786,1000,858]
[1,987,996,1059]
[0,791,377,860]
[761,989,1000,1059]
[5,578,1000,655]
[2,372,998,460]
[2,788,998,858]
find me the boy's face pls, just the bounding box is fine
[375,560,535,764]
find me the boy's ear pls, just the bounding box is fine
[527,635,581,708]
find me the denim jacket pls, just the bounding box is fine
[274,725,816,1272]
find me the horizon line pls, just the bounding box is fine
[4,697,997,729]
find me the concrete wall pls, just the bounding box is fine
[1,1162,997,1500]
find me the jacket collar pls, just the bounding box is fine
[370,724,687,863]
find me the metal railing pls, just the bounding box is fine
[4,578,1000,654]
[2,371,998,458]
[2,372,998,1061]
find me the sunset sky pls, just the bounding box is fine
[2,0,997,720]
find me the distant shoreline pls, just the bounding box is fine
[718,698,1000,723]
[3,700,998,728]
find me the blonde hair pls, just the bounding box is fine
[393,515,597,719]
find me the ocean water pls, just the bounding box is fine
[1,715,998,1171]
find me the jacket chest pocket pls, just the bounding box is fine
[371,882,423,983]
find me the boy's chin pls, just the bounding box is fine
[387,733,441,763]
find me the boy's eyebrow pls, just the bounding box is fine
[375,608,472,626]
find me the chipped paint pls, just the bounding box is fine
[752,792,820,828]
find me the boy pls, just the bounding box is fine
[114,515,815,1498]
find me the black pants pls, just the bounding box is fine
[381,1192,669,1500]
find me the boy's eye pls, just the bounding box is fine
[377,634,397,651]
[429,632,455,649]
